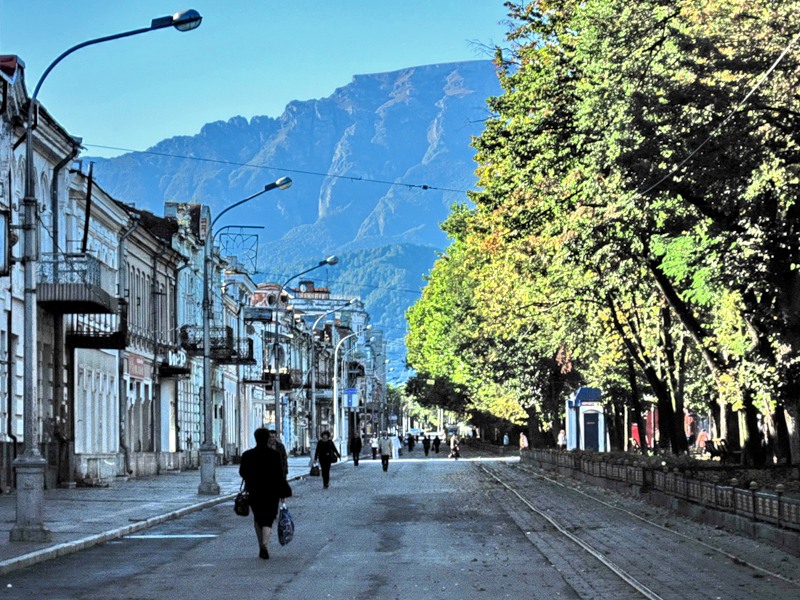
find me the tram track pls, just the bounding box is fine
[512,462,800,586]
[478,461,800,599]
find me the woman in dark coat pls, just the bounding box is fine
[239,427,289,560]
[313,430,341,489]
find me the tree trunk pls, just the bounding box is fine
[771,403,791,464]
[784,401,800,466]
[718,400,728,440]
[627,357,648,454]
[741,392,766,467]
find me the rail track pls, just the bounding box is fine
[478,460,800,599]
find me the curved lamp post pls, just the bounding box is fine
[307,299,356,467]
[198,177,292,495]
[332,324,372,451]
[14,8,202,543]
[272,256,338,444]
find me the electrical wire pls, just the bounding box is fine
[83,144,472,195]
[635,27,800,199]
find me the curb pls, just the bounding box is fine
[0,472,305,576]
[0,493,237,576]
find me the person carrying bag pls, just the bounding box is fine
[239,427,291,560]
[313,430,341,489]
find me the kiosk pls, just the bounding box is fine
[565,387,609,451]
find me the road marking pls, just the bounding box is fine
[125,534,218,539]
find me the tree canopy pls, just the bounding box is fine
[405,0,800,463]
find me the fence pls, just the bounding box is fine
[525,448,800,533]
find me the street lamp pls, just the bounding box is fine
[199,177,292,495]
[272,256,338,444]
[306,299,356,467]
[13,8,202,543]
[332,324,372,452]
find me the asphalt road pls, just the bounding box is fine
[1,452,798,600]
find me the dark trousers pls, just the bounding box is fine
[352,452,360,466]
[380,454,390,471]
[371,448,378,459]
[320,461,332,486]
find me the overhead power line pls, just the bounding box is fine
[84,144,473,194]
[637,27,800,199]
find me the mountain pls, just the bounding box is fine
[88,60,501,376]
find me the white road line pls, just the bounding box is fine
[125,534,218,539]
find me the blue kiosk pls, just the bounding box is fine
[565,387,609,452]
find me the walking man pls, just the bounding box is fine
[350,433,363,466]
[378,431,394,472]
[314,430,341,489]
[422,435,431,456]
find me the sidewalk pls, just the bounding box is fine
[0,455,317,575]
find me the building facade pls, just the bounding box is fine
[0,56,382,490]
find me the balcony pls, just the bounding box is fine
[214,337,256,365]
[241,365,292,387]
[179,325,256,364]
[242,306,273,322]
[65,300,128,349]
[179,324,232,356]
[37,253,118,314]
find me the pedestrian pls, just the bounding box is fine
[267,429,289,477]
[370,435,379,459]
[696,429,708,453]
[378,431,394,471]
[519,431,529,455]
[449,434,460,459]
[422,435,431,456]
[407,433,415,453]
[313,430,341,489]
[239,427,290,560]
[502,433,510,446]
[433,435,441,454]
[557,429,567,450]
[350,433,363,466]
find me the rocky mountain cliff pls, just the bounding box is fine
[89,60,500,375]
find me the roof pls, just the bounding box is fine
[0,55,24,85]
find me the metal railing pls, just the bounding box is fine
[526,449,800,532]
[37,253,115,292]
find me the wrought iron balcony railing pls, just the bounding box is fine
[37,253,118,314]
[65,299,128,349]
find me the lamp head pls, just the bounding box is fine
[152,9,202,31]
[323,255,339,266]
[263,176,293,192]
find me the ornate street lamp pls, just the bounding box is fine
[272,256,338,444]
[306,299,356,468]
[332,324,372,451]
[14,8,202,543]
[199,177,292,495]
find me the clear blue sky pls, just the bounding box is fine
[0,1,511,158]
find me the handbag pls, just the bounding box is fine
[310,462,320,476]
[277,503,294,546]
[233,480,250,517]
